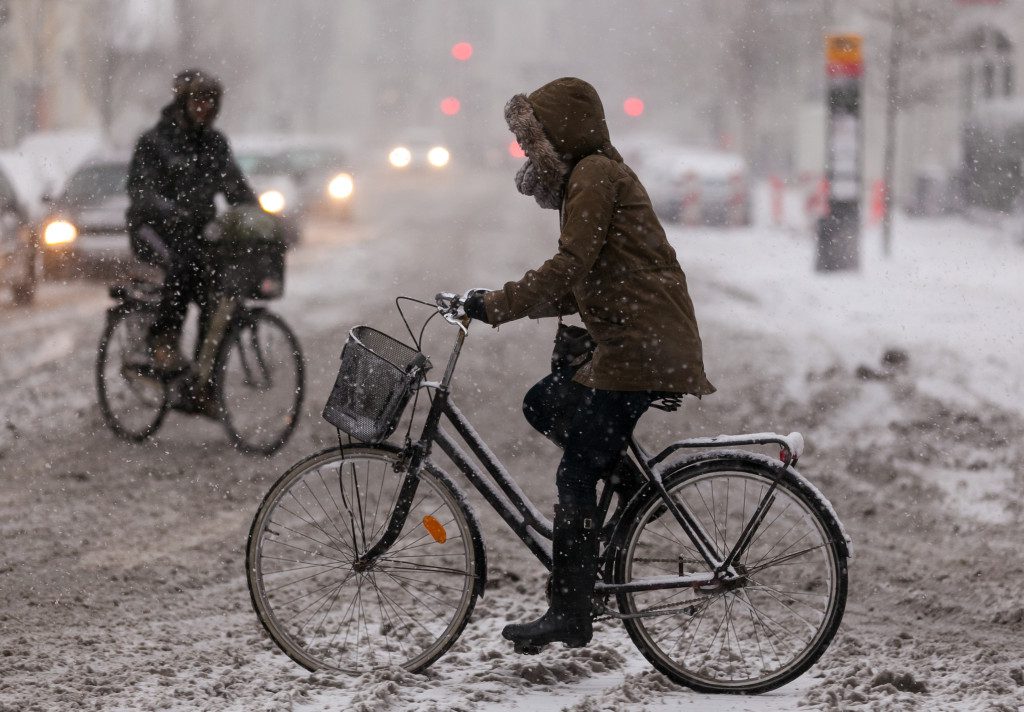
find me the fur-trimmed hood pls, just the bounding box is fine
[505,77,622,209]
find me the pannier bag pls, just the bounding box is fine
[323,326,431,443]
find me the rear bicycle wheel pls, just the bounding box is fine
[247,446,482,673]
[615,458,847,694]
[217,310,303,455]
[96,308,169,441]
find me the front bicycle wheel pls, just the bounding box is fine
[247,446,482,673]
[217,310,304,455]
[96,308,169,441]
[615,457,847,694]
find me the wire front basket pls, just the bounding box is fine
[322,326,431,443]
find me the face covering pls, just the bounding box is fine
[515,159,563,210]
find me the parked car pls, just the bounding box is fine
[625,138,751,227]
[39,154,131,278]
[0,162,37,304]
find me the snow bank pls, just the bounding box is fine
[671,216,1024,419]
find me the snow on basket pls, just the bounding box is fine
[322,326,430,443]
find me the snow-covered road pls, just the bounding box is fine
[0,169,1021,711]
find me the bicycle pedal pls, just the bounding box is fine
[512,642,545,655]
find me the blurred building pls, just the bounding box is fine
[797,0,1024,212]
[0,1,98,146]
[2,0,1022,212]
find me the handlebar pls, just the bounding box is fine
[435,292,471,331]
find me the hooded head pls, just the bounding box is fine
[505,77,620,209]
[172,68,223,129]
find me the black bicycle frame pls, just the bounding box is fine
[114,290,262,393]
[356,321,801,595]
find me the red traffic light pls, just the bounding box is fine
[440,96,461,116]
[451,42,473,61]
[623,97,644,117]
[508,140,525,159]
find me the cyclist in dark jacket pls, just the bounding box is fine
[126,68,256,371]
[464,77,714,653]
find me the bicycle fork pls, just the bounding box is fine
[352,326,468,568]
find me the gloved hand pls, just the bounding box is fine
[462,289,491,323]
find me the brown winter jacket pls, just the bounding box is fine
[483,77,715,396]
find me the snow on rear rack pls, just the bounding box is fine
[648,431,806,469]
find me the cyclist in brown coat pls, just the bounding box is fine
[463,77,715,651]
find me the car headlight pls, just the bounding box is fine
[43,219,77,246]
[427,146,450,168]
[328,173,354,200]
[259,190,286,214]
[389,146,412,169]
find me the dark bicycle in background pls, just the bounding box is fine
[96,207,305,455]
[246,293,850,693]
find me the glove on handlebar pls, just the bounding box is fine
[463,292,491,323]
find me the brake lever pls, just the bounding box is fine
[435,292,469,333]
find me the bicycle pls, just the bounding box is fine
[246,293,851,693]
[96,216,305,456]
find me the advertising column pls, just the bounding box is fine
[817,34,863,272]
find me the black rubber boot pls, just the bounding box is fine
[502,501,598,653]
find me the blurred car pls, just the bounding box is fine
[643,146,751,227]
[236,150,299,212]
[236,136,355,224]
[278,140,356,221]
[386,129,452,172]
[0,161,37,304]
[39,154,131,278]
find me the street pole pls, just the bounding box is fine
[881,5,902,258]
[817,33,863,272]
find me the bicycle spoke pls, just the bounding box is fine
[729,588,811,651]
[367,461,388,543]
[267,519,353,560]
[746,584,822,634]
[741,500,795,566]
[275,569,355,607]
[263,563,349,596]
[280,495,350,554]
[375,568,451,618]
[744,542,829,576]
[316,467,360,550]
[374,559,471,578]
[377,570,465,608]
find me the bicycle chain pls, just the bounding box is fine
[593,596,707,622]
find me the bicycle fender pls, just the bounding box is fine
[604,450,851,577]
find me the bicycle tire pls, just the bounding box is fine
[217,310,304,455]
[96,308,169,441]
[246,445,484,673]
[614,455,848,694]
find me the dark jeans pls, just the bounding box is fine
[131,225,212,354]
[523,370,656,513]
[151,257,212,354]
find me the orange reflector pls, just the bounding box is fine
[423,515,447,543]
